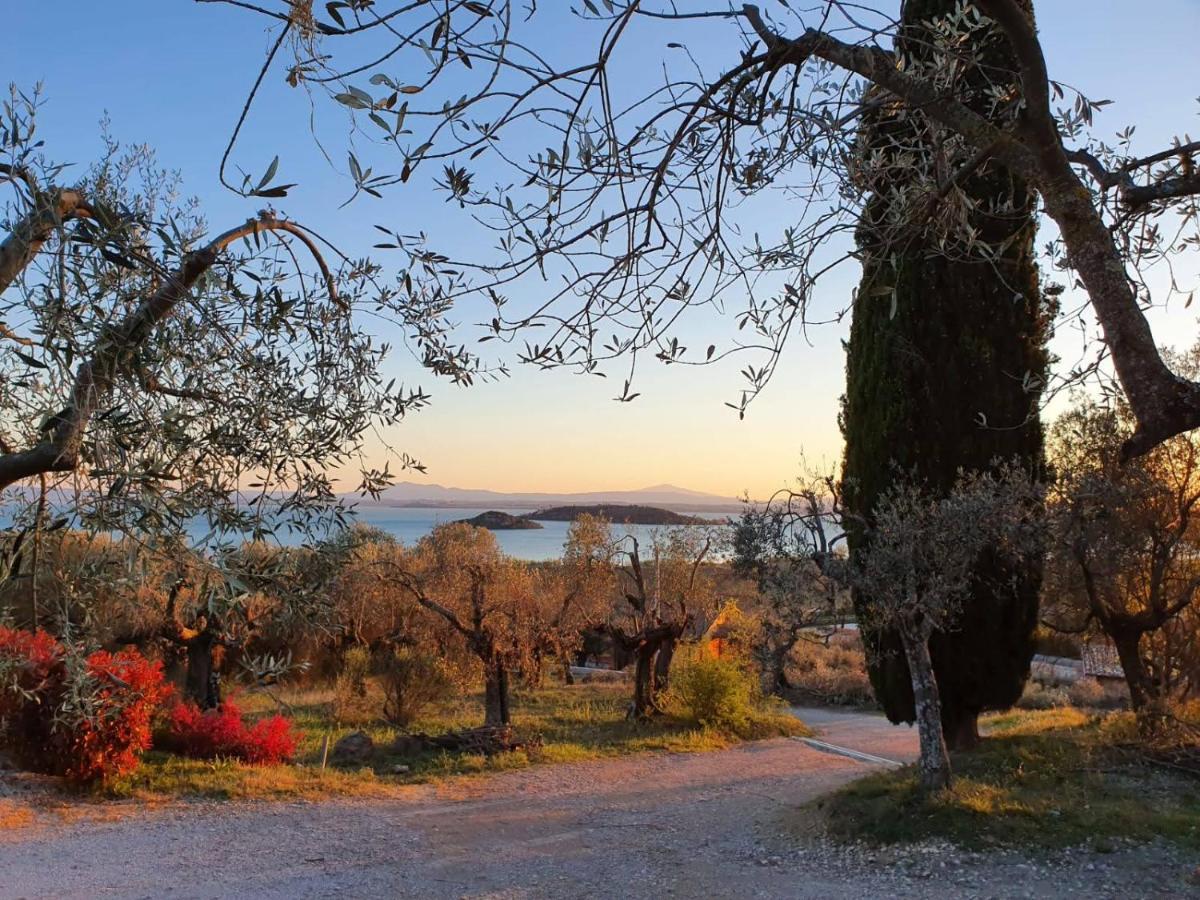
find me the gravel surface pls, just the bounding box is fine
[1,708,1195,899]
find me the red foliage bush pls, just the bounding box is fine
[0,627,60,718]
[163,699,297,765]
[59,650,173,783]
[0,627,169,783]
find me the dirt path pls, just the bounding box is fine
[0,710,1194,899]
[791,705,920,764]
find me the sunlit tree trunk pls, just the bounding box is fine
[900,628,952,794]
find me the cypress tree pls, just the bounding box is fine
[840,0,1050,749]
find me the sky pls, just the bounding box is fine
[3,1,1199,500]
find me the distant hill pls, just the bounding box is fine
[359,481,743,512]
[524,505,712,525]
[454,510,543,530]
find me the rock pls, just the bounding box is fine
[391,764,411,775]
[330,731,375,766]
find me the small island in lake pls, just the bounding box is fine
[456,510,544,530]
[523,504,709,525]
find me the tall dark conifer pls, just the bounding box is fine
[840,0,1050,749]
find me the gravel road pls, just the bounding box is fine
[1,708,1195,899]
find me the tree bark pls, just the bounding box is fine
[0,188,93,294]
[483,660,511,726]
[1035,174,1200,459]
[523,647,545,689]
[184,634,221,711]
[756,643,792,697]
[653,637,676,693]
[941,705,981,752]
[632,644,661,719]
[1110,628,1165,734]
[901,632,952,793]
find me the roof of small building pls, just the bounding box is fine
[1081,641,1125,679]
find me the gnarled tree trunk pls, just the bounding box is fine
[1110,628,1166,734]
[901,630,952,794]
[483,660,511,726]
[632,644,660,719]
[184,632,222,711]
[653,637,676,694]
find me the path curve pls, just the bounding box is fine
[0,710,1189,899]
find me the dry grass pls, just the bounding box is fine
[786,632,877,708]
[0,798,35,830]
[801,707,1200,850]
[1017,675,1129,711]
[100,680,805,802]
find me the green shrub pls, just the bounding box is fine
[669,647,759,735]
[379,647,453,726]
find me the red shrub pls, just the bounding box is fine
[0,627,60,720]
[56,650,172,783]
[241,714,299,765]
[0,628,169,784]
[163,699,297,765]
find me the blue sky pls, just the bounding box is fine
[4,1,1199,498]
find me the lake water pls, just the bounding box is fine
[341,506,732,560]
[1,503,733,562]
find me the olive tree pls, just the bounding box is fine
[833,465,1041,792]
[387,523,541,726]
[608,528,717,718]
[202,1,1200,458]
[529,514,618,685]
[0,86,504,716]
[1045,385,1200,734]
[0,89,488,637]
[732,467,848,695]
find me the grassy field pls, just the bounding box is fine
[106,680,806,801]
[803,707,1200,850]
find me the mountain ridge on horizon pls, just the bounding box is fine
[355,480,746,511]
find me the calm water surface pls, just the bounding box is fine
[344,506,731,560]
[1,503,732,561]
